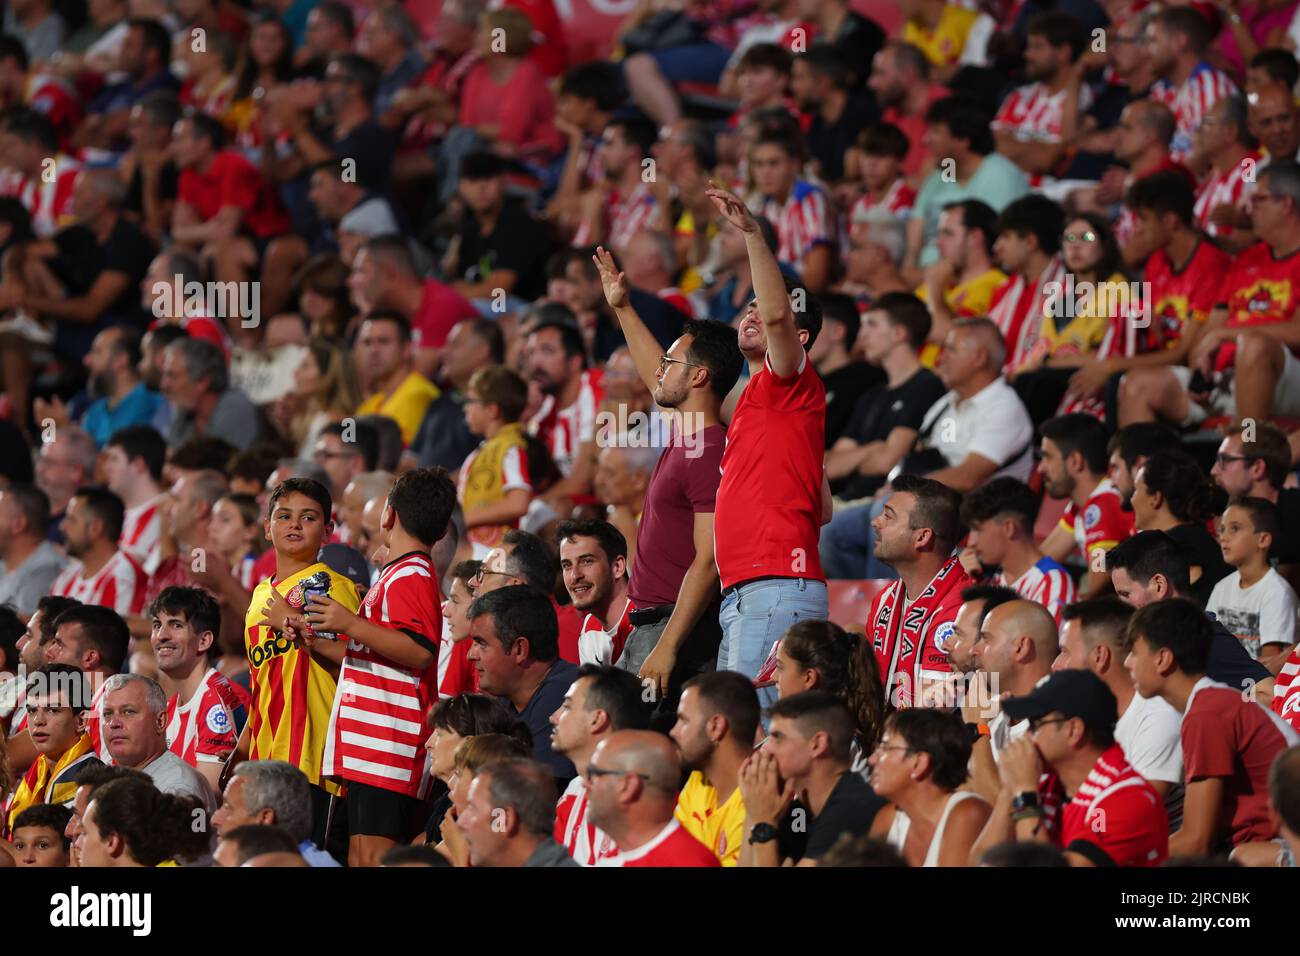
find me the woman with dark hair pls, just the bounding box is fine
[1131,449,1232,605]
[226,13,296,155]
[868,709,990,867]
[765,620,886,769]
[79,778,209,867]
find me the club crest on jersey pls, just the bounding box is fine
[1084,504,1101,529]
[205,704,231,735]
[933,621,955,652]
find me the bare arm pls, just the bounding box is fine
[594,246,665,392]
[1168,778,1226,858]
[463,487,531,528]
[25,271,129,324]
[925,452,1000,494]
[639,512,720,699]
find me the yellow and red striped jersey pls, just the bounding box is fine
[244,563,359,790]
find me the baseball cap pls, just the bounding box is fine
[1001,670,1119,731]
[319,543,373,594]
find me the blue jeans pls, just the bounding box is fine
[820,498,900,581]
[719,578,828,707]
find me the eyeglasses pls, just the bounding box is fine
[586,764,650,783]
[1028,716,1071,733]
[1216,453,1255,466]
[1062,230,1098,244]
[471,568,516,585]
[873,743,914,757]
[659,354,702,373]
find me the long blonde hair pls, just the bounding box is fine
[305,336,363,417]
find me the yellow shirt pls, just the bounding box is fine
[1038,271,1129,358]
[356,371,440,445]
[244,562,360,791]
[915,268,1008,366]
[675,771,745,867]
[903,5,980,68]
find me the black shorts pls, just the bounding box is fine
[346,781,425,841]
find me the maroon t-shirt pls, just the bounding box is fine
[629,424,726,607]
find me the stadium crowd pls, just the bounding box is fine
[2,0,1300,870]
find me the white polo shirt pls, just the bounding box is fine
[918,377,1034,482]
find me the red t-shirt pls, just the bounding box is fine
[412,278,479,352]
[1059,478,1134,562]
[457,58,564,161]
[715,354,826,591]
[1214,242,1300,370]
[1181,678,1298,847]
[1058,743,1168,867]
[602,819,721,868]
[177,150,290,239]
[554,600,584,665]
[1141,237,1232,353]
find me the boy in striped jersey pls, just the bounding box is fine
[315,467,457,867]
[148,585,248,792]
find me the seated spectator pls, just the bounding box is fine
[211,759,341,867]
[818,834,907,866]
[587,729,719,867]
[9,803,72,866]
[283,336,363,458]
[50,487,146,617]
[472,527,582,660]
[1130,450,1232,606]
[1190,94,1259,249]
[917,199,1005,354]
[839,206,909,301]
[100,673,217,813]
[1267,746,1300,865]
[351,310,442,446]
[842,122,916,226]
[1210,422,1300,576]
[1249,83,1300,169]
[81,776,208,866]
[571,117,662,255]
[959,477,1076,624]
[75,18,178,152]
[558,520,633,666]
[525,317,603,512]
[35,424,96,543]
[1126,599,1299,855]
[670,671,760,867]
[813,293,883,448]
[792,47,878,184]
[728,43,795,141]
[987,195,1065,374]
[548,246,683,359]
[902,0,991,80]
[978,669,1169,866]
[750,128,835,293]
[141,248,233,360]
[145,468,229,609]
[1054,597,1185,827]
[869,708,989,866]
[1209,497,1299,665]
[0,484,68,615]
[867,40,946,181]
[161,337,263,452]
[466,584,578,781]
[60,329,162,452]
[213,822,305,867]
[460,757,576,866]
[435,562,482,697]
[739,691,885,866]
[944,583,1017,678]
[1146,6,1237,165]
[118,90,181,246]
[546,61,623,237]
[592,443,654,568]
[1105,422,1182,510]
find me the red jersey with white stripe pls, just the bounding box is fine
[529,368,604,478]
[988,258,1066,371]
[1059,478,1134,563]
[555,775,618,866]
[577,599,634,666]
[992,81,1094,145]
[1194,154,1260,239]
[322,551,442,797]
[995,556,1076,626]
[28,74,82,154]
[0,154,81,237]
[1149,62,1237,163]
[1059,743,1168,866]
[1272,644,1300,732]
[165,666,249,768]
[436,618,478,699]
[51,550,147,616]
[596,818,720,867]
[606,182,663,253]
[118,496,162,566]
[87,678,110,764]
[850,179,916,223]
[759,179,834,265]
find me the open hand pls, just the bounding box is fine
[592,246,629,309]
[704,180,758,233]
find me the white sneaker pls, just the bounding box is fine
[0,311,54,346]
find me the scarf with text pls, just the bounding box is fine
[870,558,972,708]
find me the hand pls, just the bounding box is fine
[738,750,795,826]
[1066,357,1114,400]
[258,588,296,635]
[31,394,70,430]
[592,245,629,309]
[1208,202,1243,228]
[959,670,992,724]
[282,614,314,649]
[998,734,1044,795]
[958,545,983,577]
[305,594,357,636]
[1191,329,1227,379]
[704,180,758,234]
[440,811,470,867]
[1094,166,1127,206]
[638,641,677,702]
[922,259,956,296]
[156,492,176,540]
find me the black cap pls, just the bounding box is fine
[319,543,373,594]
[1002,670,1118,732]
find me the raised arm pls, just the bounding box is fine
[594,245,665,393]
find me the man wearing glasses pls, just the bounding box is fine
[973,669,1168,867]
[311,420,379,507]
[1210,421,1300,572]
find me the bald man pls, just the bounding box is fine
[587,731,719,867]
[339,471,394,550]
[357,495,388,568]
[1250,84,1300,168]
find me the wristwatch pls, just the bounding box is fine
[1010,791,1040,813]
[748,822,778,845]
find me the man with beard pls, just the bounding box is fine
[558,520,633,667]
[1210,422,1300,573]
[1250,84,1300,171]
[867,40,947,181]
[50,329,159,451]
[1036,414,1133,599]
[351,310,439,446]
[669,671,759,866]
[50,487,146,617]
[525,317,601,514]
[790,48,877,184]
[1105,424,1181,510]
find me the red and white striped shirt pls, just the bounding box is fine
[51,550,147,617]
[992,81,1094,145]
[322,551,442,797]
[577,599,634,667]
[1194,153,1260,238]
[529,368,604,478]
[437,617,477,699]
[555,775,618,866]
[850,179,917,222]
[759,179,834,266]
[995,556,1077,626]
[572,182,663,252]
[0,154,82,237]
[165,667,249,768]
[1149,62,1237,164]
[1272,644,1300,732]
[988,258,1067,372]
[119,496,162,567]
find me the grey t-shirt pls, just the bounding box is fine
[523,838,580,867]
[141,749,218,815]
[0,540,69,615]
[166,387,262,451]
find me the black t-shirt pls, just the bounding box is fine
[808,91,878,183]
[125,159,178,218]
[329,119,398,192]
[450,199,556,302]
[833,367,947,500]
[1273,488,1300,564]
[821,361,884,449]
[1166,522,1233,607]
[815,11,885,91]
[1206,615,1272,689]
[778,771,885,863]
[51,216,155,359]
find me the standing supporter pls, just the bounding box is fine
[148,586,248,793]
[917,200,1006,353]
[1146,6,1238,164]
[869,708,989,866]
[550,664,650,865]
[670,671,760,866]
[750,129,836,293]
[1208,497,1299,662]
[0,484,67,615]
[459,759,576,867]
[703,181,830,688]
[1053,597,1185,825]
[1126,599,1299,854]
[102,426,166,571]
[589,730,719,868]
[459,365,532,556]
[558,520,632,667]
[987,195,1066,373]
[591,250,742,705]
[352,310,442,446]
[959,478,1076,624]
[1037,413,1134,597]
[312,468,456,866]
[466,584,578,781]
[246,477,360,852]
[51,487,146,617]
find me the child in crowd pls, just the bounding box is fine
[1208,497,1299,665]
[459,365,533,558]
[8,803,72,866]
[208,492,267,590]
